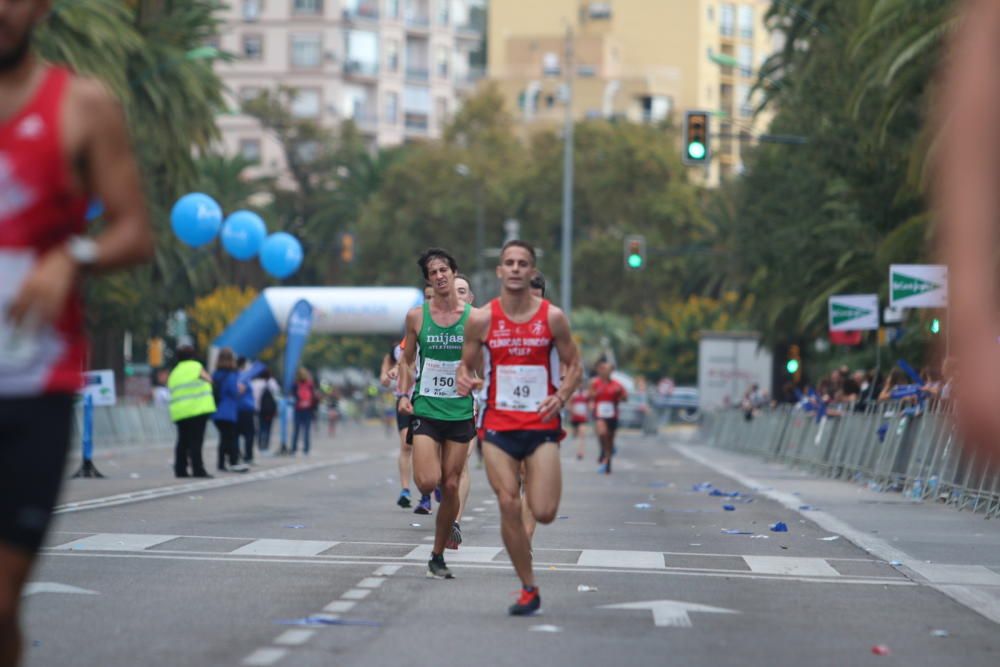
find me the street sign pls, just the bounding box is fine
[599,599,739,628]
[883,305,904,324]
[80,369,116,407]
[828,294,879,332]
[889,264,947,308]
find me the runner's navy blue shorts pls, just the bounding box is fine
[0,394,74,553]
[484,430,563,461]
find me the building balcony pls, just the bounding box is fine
[344,60,379,80]
[405,14,431,32]
[454,66,485,88]
[349,112,380,133]
[405,66,430,82]
[455,23,480,40]
[404,112,429,133]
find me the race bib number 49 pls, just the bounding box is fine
[496,365,548,412]
[419,358,460,399]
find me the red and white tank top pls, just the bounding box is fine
[590,377,627,420]
[0,67,88,397]
[481,298,560,432]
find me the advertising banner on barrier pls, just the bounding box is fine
[80,369,116,406]
[282,299,314,393]
[889,264,948,308]
[828,294,879,332]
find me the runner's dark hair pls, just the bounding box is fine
[500,240,537,266]
[530,271,546,296]
[418,247,458,280]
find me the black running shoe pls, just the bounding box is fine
[509,587,541,616]
[427,554,454,579]
[446,522,462,550]
[397,489,412,508]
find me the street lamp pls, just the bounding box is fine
[455,163,486,298]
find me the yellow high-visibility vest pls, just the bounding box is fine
[167,360,216,422]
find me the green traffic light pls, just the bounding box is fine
[930,318,941,334]
[786,359,800,374]
[687,141,706,160]
[627,253,643,268]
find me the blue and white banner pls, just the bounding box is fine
[282,299,314,393]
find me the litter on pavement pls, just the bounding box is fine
[769,522,789,532]
[870,645,891,656]
[930,629,949,638]
[721,529,754,535]
[750,535,769,539]
[633,503,652,509]
[530,625,562,633]
[692,482,714,492]
[410,523,422,527]
[277,615,381,627]
[576,585,598,592]
[284,524,305,529]
[723,504,735,511]
[819,536,840,541]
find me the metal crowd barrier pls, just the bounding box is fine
[702,401,1000,518]
[71,402,217,449]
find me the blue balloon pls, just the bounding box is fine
[260,232,303,279]
[85,199,103,222]
[221,210,267,260]
[170,193,222,247]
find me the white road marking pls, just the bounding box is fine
[374,565,401,576]
[323,600,356,613]
[341,588,370,600]
[273,630,315,646]
[578,550,665,569]
[904,563,1000,586]
[599,599,739,628]
[673,443,1000,625]
[230,539,338,557]
[53,533,177,552]
[22,582,98,597]
[404,544,504,563]
[242,648,287,666]
[357,577,386,588]
[743,556,840,577]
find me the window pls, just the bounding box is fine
[385,91,399,123]
[737,84,752,118]
[386,39,399,72]
[242,34,263,60]
[738,5,754,38]
[291,33,322,68]
[293,0,323,14]
[435,96,448,126]
[243,0,262,21]
[239,138,261,164]
[707,4,714,22]
[386,0,399,18]
[346,30,379,73]
[587,2,611,19]
[437,0,449,25]
[290,88,321,118]
[720,3,734,36]
[404,85,430,112]
[738,45,753,77]
[543,52,560,76]
[436,46,449,78]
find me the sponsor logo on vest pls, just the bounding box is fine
[831,303,874,327]
[891,272,941,301]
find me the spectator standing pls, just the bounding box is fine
[291,368,318,455]
[152,368,171,407]
[167,346,215,478]
[212,348,247,472]
[251,368,280,452]
[235,357,257,465]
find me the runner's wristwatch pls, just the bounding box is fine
[67,236,99,266]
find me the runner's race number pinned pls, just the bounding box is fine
[420,359,460,399]
[496,365,547,412]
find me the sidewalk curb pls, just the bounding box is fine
[672,442,1000,626]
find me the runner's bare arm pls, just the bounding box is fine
[937,0,1000,456]
[457,307,488,396]
[396,308,421,413]
[537,306,582,422]
[8,79,152,325]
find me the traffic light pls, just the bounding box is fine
[624,235,646,270]
[147,337,164,367]
[929,318,941,335]
[786,344,801,381]
[340,232,355,263]
[683,110,711,165]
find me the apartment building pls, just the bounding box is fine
[488,0,776,183]
[212,0,484,175]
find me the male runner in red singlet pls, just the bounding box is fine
[458,241,582,616]
[0,3,154,663]
[589,360,627,474]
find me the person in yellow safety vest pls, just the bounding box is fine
[168,345,217,478]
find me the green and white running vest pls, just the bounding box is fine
[412,302,473,421]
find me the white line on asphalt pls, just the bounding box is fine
[404,544,504,563]
[904,563,1000,587]
[357,577,386,588]
[242,648,287,666]
[324,600,356,613]
[273,630,315,646]
[578,550,665,569]
[374,565,401,576]
[341,588,371,600]
[672,443,1000,625]
[41,551,914,585]
[231,539,339,557]
[743,556,840,577]
[54,453,375,514]
[53,533,178,552]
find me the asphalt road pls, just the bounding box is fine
[20,424,1000,667]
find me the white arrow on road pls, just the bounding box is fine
[599,600,739,628]
[21,582,98,598]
